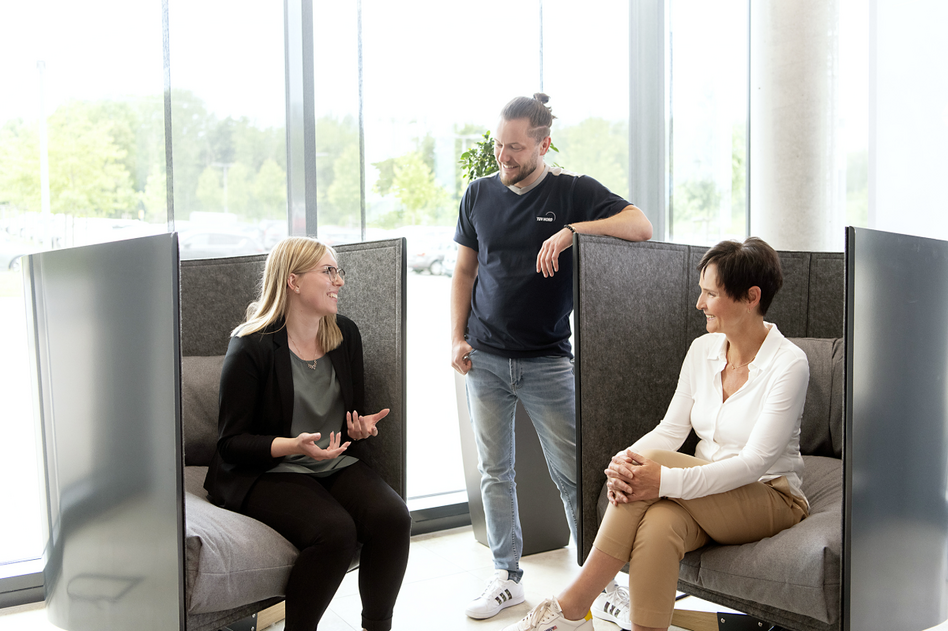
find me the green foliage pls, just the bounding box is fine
[553,117,627,198]
[326,144,362,226]
[314,115,360,225]
[254,159,288,220]
[371,150,450,228]
[140,168,167,222]
[0,101,138,217]
[459,130,498,183]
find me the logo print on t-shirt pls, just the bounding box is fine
[536,211,556,223]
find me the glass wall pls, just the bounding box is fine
[358,0,541,500]
[169,0,287,256]
[666,0,748,245]
[0,0,165,570]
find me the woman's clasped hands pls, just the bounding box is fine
[604,448,662,505]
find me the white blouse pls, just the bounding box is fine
[631,324,809,504]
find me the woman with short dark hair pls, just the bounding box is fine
[502,237,809,631]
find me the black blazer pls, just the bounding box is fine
[203,315,365,510]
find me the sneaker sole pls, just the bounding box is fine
[465,593,526,620]
[591,604,631,630]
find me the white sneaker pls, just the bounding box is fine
[502,597,594,631]
[465,570,526,619]
[591,579,632,630]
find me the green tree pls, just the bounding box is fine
[195,166,223,212]
[552,117,628,198]
[254,158,287,220]
[326,144,362,226]
[140,168,167,223]
[224,162,255,215]
[372,151,450,228]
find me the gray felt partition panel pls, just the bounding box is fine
[573,236,844,564]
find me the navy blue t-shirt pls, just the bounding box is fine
[455,165,630,358]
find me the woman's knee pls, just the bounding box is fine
[635,501,705,559]
[364,496,412,542]
[299,508,359,554]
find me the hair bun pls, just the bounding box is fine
[533,92,550,104]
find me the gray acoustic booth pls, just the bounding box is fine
[574,232,948,631]
[573,236,844,631]
[27,234,407,631]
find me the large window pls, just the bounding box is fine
[667,0,749,245]
[0,0,165,575]
[169,0,287,255]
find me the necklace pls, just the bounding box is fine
[726,353,754,370]
[288,334,318,370]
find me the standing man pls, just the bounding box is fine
[451,93,652,621]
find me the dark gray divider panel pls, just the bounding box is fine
[179,254,267,357]
[334,239,407,499]
[574,236,843,563]
[844,228,948,631]
[574,239,692,560]
[27,234,184,631]
[178,238,406,498]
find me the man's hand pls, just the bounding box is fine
[452,338,474,375]
[536,227,574,278]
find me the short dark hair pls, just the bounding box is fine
[500,93,557,142]
[698,237,783,316]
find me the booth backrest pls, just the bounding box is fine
[573,236,843,561]
[178,238,407,498]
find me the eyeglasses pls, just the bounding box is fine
[320,266,346,282]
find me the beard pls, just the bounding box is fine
[498,153,541,187]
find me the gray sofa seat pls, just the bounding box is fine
[181,355,298,620]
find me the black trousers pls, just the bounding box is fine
[241,461,411,631]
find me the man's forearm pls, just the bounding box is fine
[450,272,476,344]
[570,205,653,242]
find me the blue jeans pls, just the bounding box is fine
[464,348,579,581]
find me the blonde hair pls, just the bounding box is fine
[233,236,343,353]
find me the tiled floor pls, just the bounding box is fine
[4,524,948,631]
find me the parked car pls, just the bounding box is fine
[441,241,458,277]
[178,229,267,260]
[0,236,43,271]
[408,239,456,275]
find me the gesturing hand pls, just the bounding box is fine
[605,449,661,505]
[296,431,350,461]
[346,408,390,440]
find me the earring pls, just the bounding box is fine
[296,288,300,294]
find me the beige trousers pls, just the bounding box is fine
[592,449,808,629]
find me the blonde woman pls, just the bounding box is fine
[204,237,410,631]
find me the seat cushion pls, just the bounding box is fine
[183,466,298,614]
[678,456,842,624]
[181,355,226,467]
